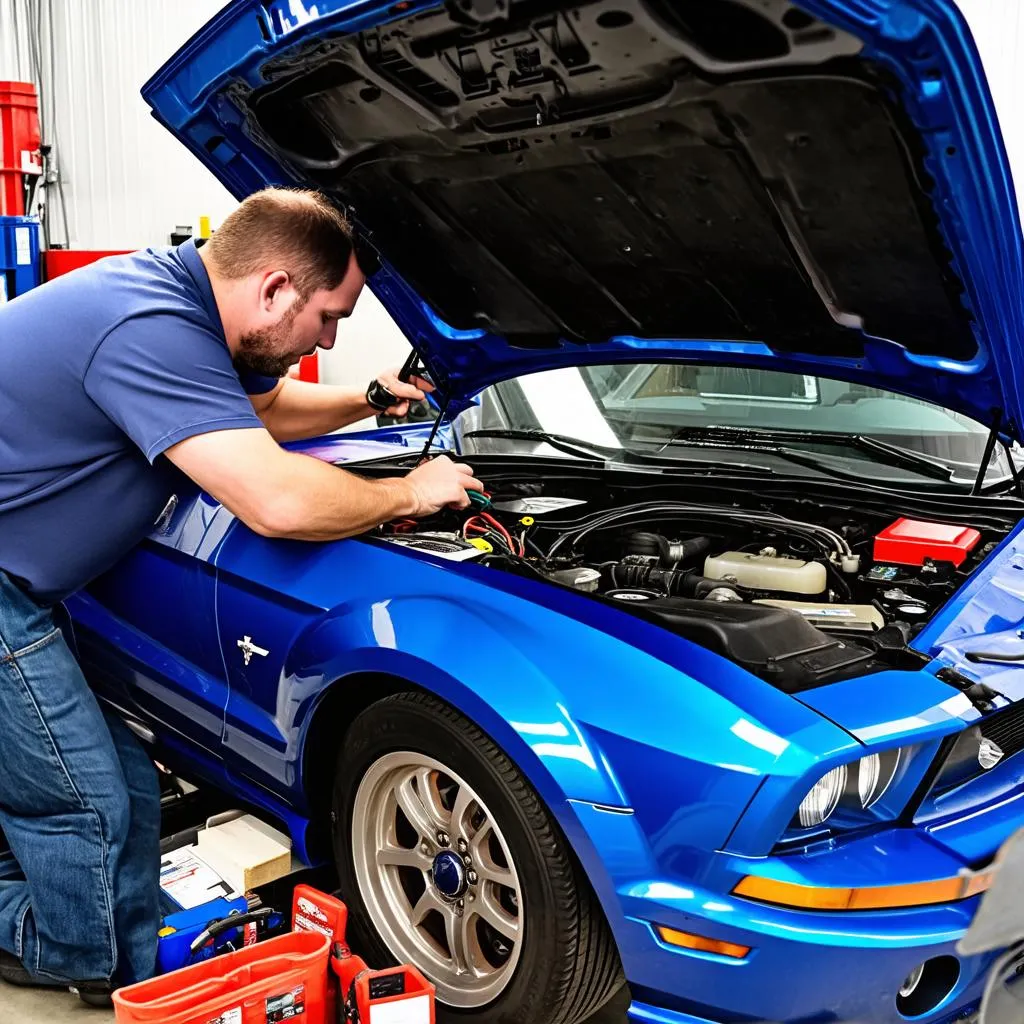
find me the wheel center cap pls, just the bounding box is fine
[431,850,467,899]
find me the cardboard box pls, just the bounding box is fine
[196,814,293,893]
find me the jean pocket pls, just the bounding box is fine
[1,627,63,664]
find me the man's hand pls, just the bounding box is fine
[403,455,483,515]
[372,367,435,417]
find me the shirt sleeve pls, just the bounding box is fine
[84,314,270,463]
[238,371,281,395]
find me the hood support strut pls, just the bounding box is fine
[972,410,1021,497]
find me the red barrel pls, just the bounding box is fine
[0,82,41,217]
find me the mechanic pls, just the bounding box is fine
[0,187,483,1003]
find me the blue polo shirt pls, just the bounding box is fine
[0,239,278,605]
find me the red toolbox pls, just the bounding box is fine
[113,929,331,1024]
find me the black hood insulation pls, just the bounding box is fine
[241,0,973,361]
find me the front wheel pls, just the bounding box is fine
[332,691,624,1024]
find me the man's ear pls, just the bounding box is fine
[259,270,291,312]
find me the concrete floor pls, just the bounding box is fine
[5,977,632,1022]
[3,985,112,1020]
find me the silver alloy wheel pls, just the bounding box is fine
[351,751,525,1007]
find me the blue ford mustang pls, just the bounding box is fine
[69,1,1024,1022]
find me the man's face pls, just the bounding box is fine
[233,250,366,378]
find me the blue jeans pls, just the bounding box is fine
[0,571,160,985]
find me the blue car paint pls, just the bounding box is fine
[139,0,1024,438]
[64,2,1024,1022]
[69,433,1024,1024]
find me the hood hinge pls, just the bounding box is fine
[936,665,1004,715]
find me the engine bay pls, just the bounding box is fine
[374,471,1010,691]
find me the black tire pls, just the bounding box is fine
[332,691,625,1024]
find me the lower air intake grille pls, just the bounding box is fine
[930,701,1024,796]
[981,703,1024,760]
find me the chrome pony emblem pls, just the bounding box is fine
[237,636,270,666]
[978,737,1005,771]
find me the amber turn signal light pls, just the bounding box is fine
[656,925,751,959]
[733,869,995,911]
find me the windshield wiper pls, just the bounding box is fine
[460,429,773,474]
[655,425,956,484]
[460,429,612,461]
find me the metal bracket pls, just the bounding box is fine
[446,0,508,26]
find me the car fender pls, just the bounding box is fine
[282,588,853,869]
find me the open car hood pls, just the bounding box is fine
[143,0,1024,436]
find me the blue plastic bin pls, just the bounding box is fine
[0,214,40,302]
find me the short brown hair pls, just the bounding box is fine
[203,187,354,298]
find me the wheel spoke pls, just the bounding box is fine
[449,783,475,837]
[395,771,444,841]
[376,843,433,872]
[468,819,493,860]
[444,906,474,976]
[468,819,513,886]
[410,888,444,928]
[476,859,514,887]
[414,768,448,829]
[475,889,520,941]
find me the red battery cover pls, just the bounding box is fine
[873,518,981,568]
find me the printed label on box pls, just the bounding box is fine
[368,994,432,1024]
[15,227,31,266]
[296,896,328,923]
[294,912,334,939]
[203,1008,241,1024]
[266,984,306,1021]
[159,847,236,910]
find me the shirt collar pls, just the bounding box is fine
[177,237,224,334]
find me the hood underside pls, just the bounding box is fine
[143,0,1024,434]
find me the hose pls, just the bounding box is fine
[546,502,852,561]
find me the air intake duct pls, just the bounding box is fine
[624,532,711,567]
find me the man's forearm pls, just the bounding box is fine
[260,378,376,441]
[262,452,417,540]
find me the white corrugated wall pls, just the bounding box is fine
[0,0,236,250]
[956,0,1024,207]
[0,2,33,82]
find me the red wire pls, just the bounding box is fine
[480,512,521,555]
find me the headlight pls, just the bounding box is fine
[793,749,903,830]
[856,749,901,809]
[797,765,847,827]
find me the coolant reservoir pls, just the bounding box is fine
[704,550,826,595]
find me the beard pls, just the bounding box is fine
[232,302,305,379]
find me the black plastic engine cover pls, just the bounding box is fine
[624,597,879,692]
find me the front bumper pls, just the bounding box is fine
[616,904,995,1024]
[568,803,1003,1024]
[626,999,980,1024]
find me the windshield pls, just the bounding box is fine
[454,364,1016,488]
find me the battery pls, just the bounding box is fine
[873,518,981,568]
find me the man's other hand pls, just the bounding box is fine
[373,367,434,417]
[405,456,483,515]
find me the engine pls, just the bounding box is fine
[375,483,999,689]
